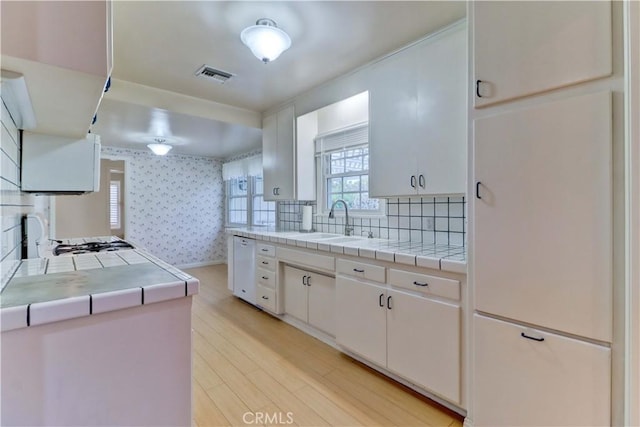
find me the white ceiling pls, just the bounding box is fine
[97,1,466,158]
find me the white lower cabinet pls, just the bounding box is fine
[472,314,611,427]
[336,275,461,403]
[283,266,335,336]
[387,289,460,404]
[335,276,387,367]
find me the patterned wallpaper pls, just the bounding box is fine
[101,146,225,267]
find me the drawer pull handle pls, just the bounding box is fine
[262,276,269,280]
[261,248,269,252]
[262,296,269,300]
[413,281,428,287]
[353,268,365,273]
[521,332,544,342]
[379,293,384,307]
[262,261,269,265]
[476,79,484,98]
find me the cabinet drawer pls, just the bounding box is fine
[336,259,386,283]
[256,268,275,289]
[257,285,277,313]
[388,269,459,301]
[277,247,335,271]
[256,243,276,257]
[257,256,276,271]
[473,314,610,426]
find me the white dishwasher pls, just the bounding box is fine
[233,236,256,304]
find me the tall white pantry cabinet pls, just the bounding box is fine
[469,1,619,426]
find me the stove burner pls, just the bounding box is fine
[53,240,134,256]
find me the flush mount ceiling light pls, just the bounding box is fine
[240,18,291,63]
[147,138,173,156]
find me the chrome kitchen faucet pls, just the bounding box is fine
[328,199,353,236]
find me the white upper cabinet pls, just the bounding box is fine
[1,1,113,137]
[369,23,467,198]
[263,105,295,200]
[474,91,612,343]
[263,105,315,201]
[473,1,612,107]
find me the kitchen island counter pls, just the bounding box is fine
[0,249,198,331]
[1,247,197,426]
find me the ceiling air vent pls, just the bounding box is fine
[195,65,234,84]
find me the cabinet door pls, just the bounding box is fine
[416,25,467,195]
[474,91,612,342]
[307,272,335,336]
[335,276,387,367]
[386,289,461,404]
[473,1,611,107]
[368,47,418,198]
[262,113,278,201]
[232,237,256,304]
[274,105,295,199]
[283,266,308,322]
[473,314,611,426]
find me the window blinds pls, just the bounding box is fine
[222,154,262,180]
[109,181,120,229]
[315,122,368,154]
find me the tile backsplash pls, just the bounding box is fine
[0,99,49,287]
[278,196,466,246]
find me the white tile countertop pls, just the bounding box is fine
[0,248,199,332]
[227,228,467,274]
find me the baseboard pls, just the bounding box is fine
[175,259,226,270]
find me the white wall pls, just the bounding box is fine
[101,146,225,267]
[54,158,112,238]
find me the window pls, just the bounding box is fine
[227,177,248,226]
[317,124,383,215]
[252,176,276,226]
[109,181,121,229]
[226,176,275,227]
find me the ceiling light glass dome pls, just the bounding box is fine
[241,18,291,63]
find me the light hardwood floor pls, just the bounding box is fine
[186,264,463,427]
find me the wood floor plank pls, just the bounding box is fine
[193,381,231,427]
[205,383,252,427]
[293,385,366,427]
[248,370,330,427]
[193,352,224,391]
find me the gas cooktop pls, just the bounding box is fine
[53,240,135,256]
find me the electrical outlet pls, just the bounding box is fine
[424,217,435,231]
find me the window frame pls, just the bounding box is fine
[109,180,121,230]
[225,175,276,227]
[316,128,384,218]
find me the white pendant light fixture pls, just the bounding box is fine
[241,18,291,63]
[147,138,173,156]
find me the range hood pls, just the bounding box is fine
[21,132,101,195]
